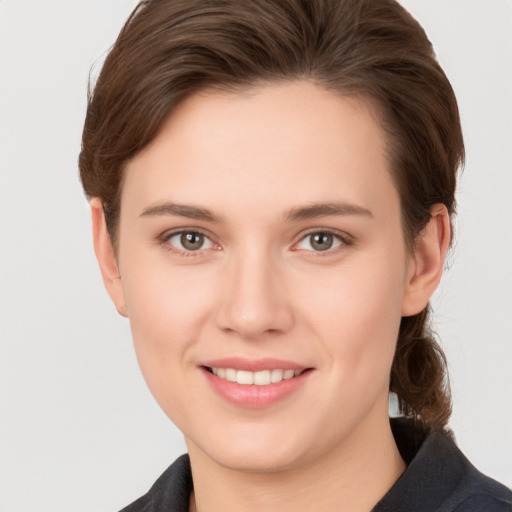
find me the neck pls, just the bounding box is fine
[187,412,405,512]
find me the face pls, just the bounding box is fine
[107,81,420,473]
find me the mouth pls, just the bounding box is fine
[204,367,306,385]
[201,360,313,408]
[200,358,313,407]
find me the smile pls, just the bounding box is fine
[208,367,303,385]
[202,360,312,408]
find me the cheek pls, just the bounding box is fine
[122,247,215,332]
[298,252,406,379]
[119,256,217,400]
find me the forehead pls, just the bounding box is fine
[121,80,399,221]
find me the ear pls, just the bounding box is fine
[401,204,451,317]
[90,198,127,317]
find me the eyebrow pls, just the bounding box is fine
[140,202,221,222]
[139,200,373,223]
[284,202,373,222]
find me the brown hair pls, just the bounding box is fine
[79,0,464,428]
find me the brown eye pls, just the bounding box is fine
[310,233,334,251]
[295,231,344,252]
[180,232,205,251]
[166,231,216,253]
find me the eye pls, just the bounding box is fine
[295,231,345,252]
[165,230,217,253]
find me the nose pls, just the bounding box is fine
[214,246,294,339]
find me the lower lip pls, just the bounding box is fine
[202,368,312,408]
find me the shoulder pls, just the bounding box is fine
[446,468,512,512]
[451,494,512,512]
[433,430,512,512]
[119,454,192,512]
[374,418,512,512]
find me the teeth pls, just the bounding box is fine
[254,370,271,386]
[210,367,303,385]
[226,368,237,382]
[236,370,253,385]
[270,369,283,383]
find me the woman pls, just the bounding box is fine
[79,0,512,510]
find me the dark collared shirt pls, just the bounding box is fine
[120,418,512,511]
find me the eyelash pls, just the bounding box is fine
[292,229,353,256]
[158,229,219,257]
[157,228,353,257]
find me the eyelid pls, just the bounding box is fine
[156,226,353,256]
[157,227,221,255]
[291,228,354,253]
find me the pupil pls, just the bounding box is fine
[181,232,204,250]
[312,233,333,251]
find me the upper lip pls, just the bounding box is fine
[201,357,309,372]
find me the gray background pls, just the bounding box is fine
[0,0,511,510]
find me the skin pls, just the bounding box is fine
[92,81,450,512]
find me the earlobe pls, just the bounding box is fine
[90,198,128,317]
[401,204,451,317]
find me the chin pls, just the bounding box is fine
[208,444,304,474]
[185,419,325,475]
